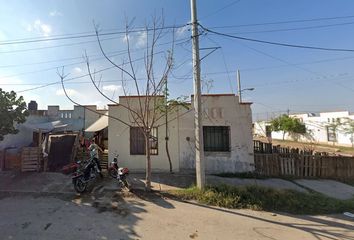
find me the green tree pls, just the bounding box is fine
[343,118,354,147]
[0,89,29,141]
[270,114,306,140]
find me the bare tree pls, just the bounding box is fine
[84,16,177,191]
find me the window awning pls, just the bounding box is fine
[85,113,108,132]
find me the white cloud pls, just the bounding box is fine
[56,88,78,97]
[26,19,52,37]
[0,76,23,85]
[73,67,82,73]
[136,31,147,47]
[121,34,131,43]
[121,31,148,48]
[49,10,63,17]
[176,25,189,37]
[102,85,122,92]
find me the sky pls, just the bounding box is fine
[1,0,354,121]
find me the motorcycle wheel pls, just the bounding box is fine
[73,177,87,193]
[108,168,118,179]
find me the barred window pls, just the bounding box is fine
[149,127,158,155]
[203,126,230,152]
[130,127,158,155]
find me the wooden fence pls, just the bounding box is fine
[255,153,354,179]
[254,140,315,155]
[21,147,41,172]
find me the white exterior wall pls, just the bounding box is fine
[253,121,269,138]
[84,106,104,130]
[179,95,254,173]
[108,97,180,172]
[108,95,254,173]
[268,111,354,146]
[0,114,46,150]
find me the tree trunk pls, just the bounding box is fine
[282,131,285,140]
[165,136,173,173]
[145,134,151,191]
[164,76,173,173]
[165,109,173,173]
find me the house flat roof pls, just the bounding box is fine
[191,93,235,97]
[119,95,165,98]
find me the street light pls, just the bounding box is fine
[237,70,254,103]
[240,87,255,93]
[238,87,255,103]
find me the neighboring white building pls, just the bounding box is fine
[253,121,272,139]
[108,94,254,173]
[255,111,354,147]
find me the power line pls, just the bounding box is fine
[0,25,186,46]
[0,48,126,69]
[240,55,354,72]
[15,52,165,93]
[9,68,354,94]
[0,37,190,69]
[200,0,241,20]
[0,25,187,44]
[224,20,354,35]
[208,14,354,29]
[0,36,119,54]
[0,32,190,56]
[0,51,133,79]
[222,35,354,93]
[0,38,191,78]
[200,24,354,52]
[13,53,194,93]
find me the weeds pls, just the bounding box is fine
[170,184,354,214]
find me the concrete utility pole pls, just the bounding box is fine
[237,69,242,103]
[190,0,205,189]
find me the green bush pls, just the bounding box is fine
[171,184,354,214]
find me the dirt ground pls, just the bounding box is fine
[256,137,354,156]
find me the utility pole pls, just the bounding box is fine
[190,0,205,189]
[237,69,242,103]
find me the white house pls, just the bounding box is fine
[255,111,354,147]
[108,94,254,173]
[253,121,272,139]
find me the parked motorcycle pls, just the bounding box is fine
[108,154,131,190]
[72,158,101,193]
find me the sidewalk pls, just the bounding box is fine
[1,171,354,200]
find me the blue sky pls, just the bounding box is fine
[1,0,354,120]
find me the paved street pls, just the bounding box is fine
[0,172,354,239]
[0,191,354,240]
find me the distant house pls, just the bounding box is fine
[254,111,354,147]
[0,103,107,171]
[107,94,254,173]
[0,103,105,152]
